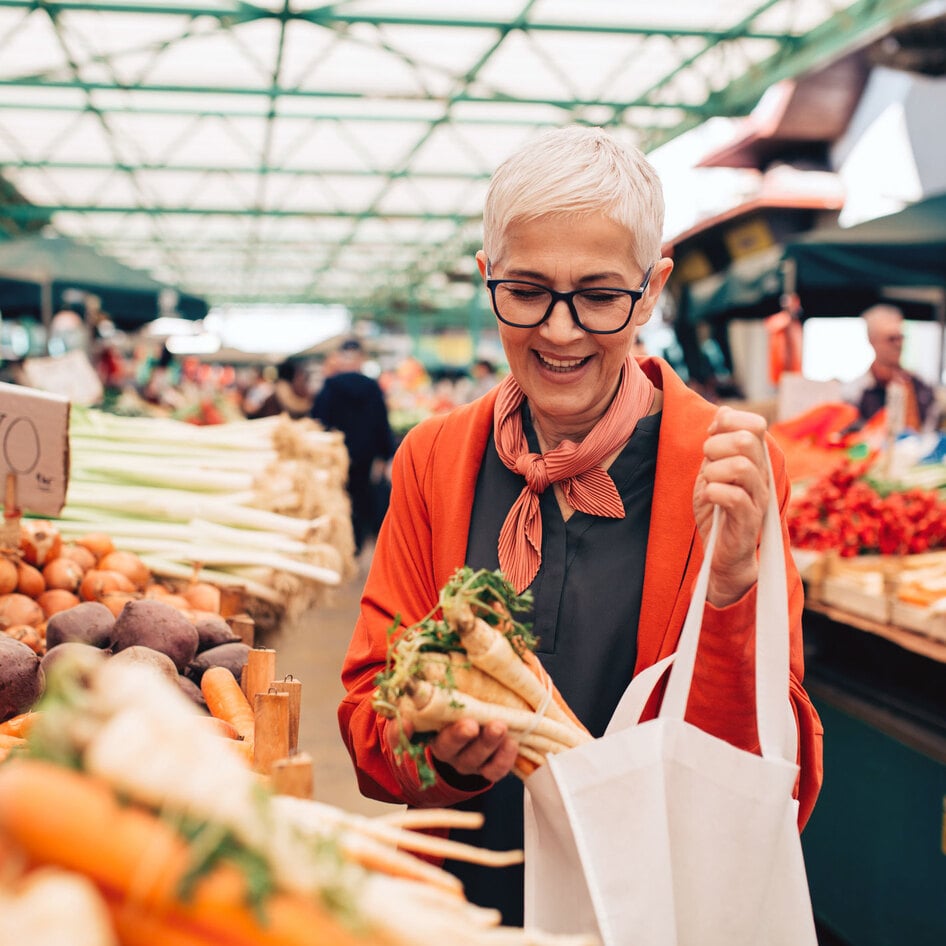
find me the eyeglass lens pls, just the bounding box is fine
[493,284,635,332]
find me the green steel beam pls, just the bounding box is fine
[0,1,789,41]
[0,203,480,221]
[297,0,537,299]
[2,159,492,179]
[639,0,933,149]
[0,75,701,115]
[0,99,572,130]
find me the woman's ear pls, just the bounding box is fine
[633,257,674,328]
[475,250,489,281]
[647,257,673,297]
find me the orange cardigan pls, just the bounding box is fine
[338,358,823,828]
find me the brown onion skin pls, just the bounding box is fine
[58,543,97,573]
[96,550,150,591]
[0,557,18,596]
[37,589,81,619]
[183,581,222,614]
[3,624,44,654]
[99,591,140,619]
[79,569,136,603]
[42,557,85,593]
[14,560,46,598]
[19,521,62,568]
[0,593,44,629]
[74,532,115,562]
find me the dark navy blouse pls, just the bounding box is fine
[442,407,661,925]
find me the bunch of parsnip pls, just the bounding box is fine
[373,567,591,785]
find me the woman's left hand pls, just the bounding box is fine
[693,405,769,607]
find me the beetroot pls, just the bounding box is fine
[194,614,241,652]
[0,636,45,721]
[44,601,115,651]
[110,599,199,673]
[186,641,251,684]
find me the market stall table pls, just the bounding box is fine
[800,598,946,946]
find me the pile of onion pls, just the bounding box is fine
[2,521,231,656]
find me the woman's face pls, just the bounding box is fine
[477,213,671,441]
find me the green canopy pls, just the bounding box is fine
[784,192,946,293]
[0,234,207,326]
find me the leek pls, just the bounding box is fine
[53,408,355,625]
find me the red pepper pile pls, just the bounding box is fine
[788,459,946,557]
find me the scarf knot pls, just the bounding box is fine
[493,355,656,592]
[514,452,551,492]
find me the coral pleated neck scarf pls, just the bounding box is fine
[493,355,655,592]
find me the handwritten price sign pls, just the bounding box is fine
[0,381,70,517]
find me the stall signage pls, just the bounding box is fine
[0,381,70,516]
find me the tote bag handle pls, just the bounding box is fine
[659,448,796,765]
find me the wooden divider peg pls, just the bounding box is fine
[243,647,277,703]
[270,676,302,754]
[226,612,255,647]
[218,585,246,619]
[271,752,314,799]
[253,690,289,776]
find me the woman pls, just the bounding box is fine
[338,125,823,925]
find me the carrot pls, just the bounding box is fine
[0,759,382,946]
[0,711,39,738]
[402,680,584,750]
[201,666,255,742]
[0,733,26,751]
[197,714,242,741]
[514,755,540,779]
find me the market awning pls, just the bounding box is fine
[0,233,208,326]
[783,191,946,294]
[676,246,787,325]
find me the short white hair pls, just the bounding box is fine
[482,125,665,271]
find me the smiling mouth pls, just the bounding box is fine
[535,352,591,372]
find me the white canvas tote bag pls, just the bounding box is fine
[523,456,818,946]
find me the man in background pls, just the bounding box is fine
[842,304,936,431]
[312,339,395,555]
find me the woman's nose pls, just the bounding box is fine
[541,298,584,343]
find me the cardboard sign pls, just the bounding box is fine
[0,381,70,517]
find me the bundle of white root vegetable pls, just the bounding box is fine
[373,567,591,785]
[57,408,356,628]
[0,649,597,946]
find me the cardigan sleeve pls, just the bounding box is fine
[337,421,492,809]
[677,439,824,830]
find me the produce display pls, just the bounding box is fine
[0,519,253,730]
[374,567,591,786]
[787,457,946,557]
[786,438,946,644]
[58,407,356,629]
[0,652,597,946]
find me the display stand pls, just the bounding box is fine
[802,603,946,946]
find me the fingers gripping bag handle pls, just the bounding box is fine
[659,447,797,765]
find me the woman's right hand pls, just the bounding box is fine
[388,716,519,786]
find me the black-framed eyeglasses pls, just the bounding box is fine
[485,264,654,335]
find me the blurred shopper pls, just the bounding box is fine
[468,358,500,400]
[312,339,395,554]
[842,304,936,431]
[247,357,313,419]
